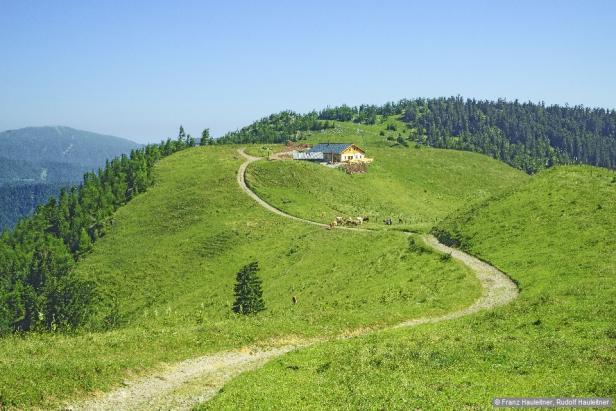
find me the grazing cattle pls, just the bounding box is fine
[356,217,363,225]
[292,295,297,305]
[346,217,358,226]
[384,218,392,225]
[362,216,369,222]
[335,216,344,224]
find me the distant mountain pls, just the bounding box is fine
[0,126,139,170]
[0,157,88,185]
[0,126,139,230]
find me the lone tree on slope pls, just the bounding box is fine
[232,261,266,315]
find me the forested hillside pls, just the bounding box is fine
[0,134,194,334]
[0,158,87,186]
[0,183,67,230]
[0,126,139,230]
[216,111,333,144]
[217,98,616,173]
[401,98,615,172]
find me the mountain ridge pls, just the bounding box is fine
[0,125,139,230]
[0,126,139,167]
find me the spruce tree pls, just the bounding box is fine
[200,128,211,146]
[77,229,92,257]
[232,261,265,315]
[186,134,196,147]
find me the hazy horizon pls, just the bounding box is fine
[1,0,615,143]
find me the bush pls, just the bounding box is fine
[396,136,409,147]
[408,237,430,254]
[430,228,461,248]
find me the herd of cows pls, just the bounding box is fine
[327,216,400,228]
[328,215,368,228]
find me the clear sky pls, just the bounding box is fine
[1,0,615,143]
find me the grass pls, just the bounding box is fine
[242,144,285,158]
[202,165,616,410]
[305,116,411,148]
[0,145,483,409]
[246,145,526,232]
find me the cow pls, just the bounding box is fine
[346,217,358,226]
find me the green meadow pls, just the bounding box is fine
[247,146,525,232]
[0,145,487,409]
[202,165,616,409]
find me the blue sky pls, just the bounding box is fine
[1,0,614,143]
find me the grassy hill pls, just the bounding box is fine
[202,165,616,409]
[248,147,525,232]
[245,120,527,232]
[0,145,489,408]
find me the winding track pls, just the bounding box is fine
[70,149,518,411]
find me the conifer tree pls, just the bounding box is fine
[232,261,265,315]
[200,128,211,146]
[186,134,196,147]
[77,229,92,257]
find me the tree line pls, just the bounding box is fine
[216,111,334,144]
[0,129,195,334]
[323,98,616,173]
[400,97,616,173]
[215,98,616,173]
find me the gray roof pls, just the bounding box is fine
[293,151,323,160]
[307,143,352,154]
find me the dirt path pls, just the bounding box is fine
[69,149,517,411]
